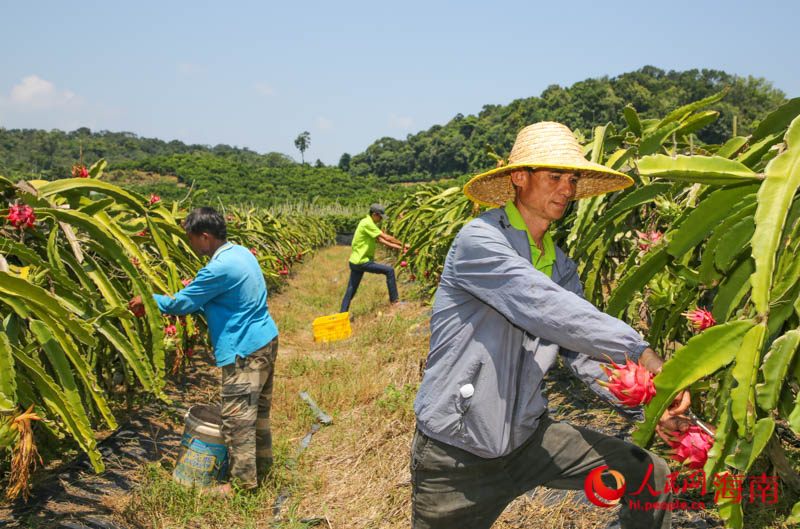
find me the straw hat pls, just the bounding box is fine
[464,122,634,207]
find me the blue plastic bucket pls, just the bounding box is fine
[172,405,229,487]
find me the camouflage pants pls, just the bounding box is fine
[220,338,278,490]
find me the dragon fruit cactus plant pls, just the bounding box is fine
[599,357,656,407]
[667,425,714,469]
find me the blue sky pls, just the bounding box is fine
[1,0,797,165]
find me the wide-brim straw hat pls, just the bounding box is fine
[464,121,634,207]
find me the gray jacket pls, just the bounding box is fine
[414,207,649,459]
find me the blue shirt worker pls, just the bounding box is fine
[339,203,404,313]
[129,207,278,495]
[411,122,693,529]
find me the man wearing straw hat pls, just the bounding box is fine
[411,122,692,528]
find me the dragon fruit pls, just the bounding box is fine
[635,230,663,251]
[72,164,89,178]
[683,308,715,331]
[6,204,36,229]
[164,325,177,336]
[181,278,193,287]
[599,357,656,407]
[667,425,714,469]
[149,193,161,205]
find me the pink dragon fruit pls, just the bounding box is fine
[400,260,407,267]
[72,164,89,178]
[667,425,714,469]
[250,248,258,256]
[149,193,161,205]
[636,230,663,251]
[181,278,192,287]
[599,357,656,407]
[683,308,715,331]
[164,325,177,336]
[6,204,36,229]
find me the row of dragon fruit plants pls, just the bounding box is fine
[385,94,800,527]
[0,164,335,500]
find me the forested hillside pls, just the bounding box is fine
[345,66,788,181]
[0,66,789,203]
[108,155,408,206]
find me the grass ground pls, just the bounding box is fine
[113,245,797,529]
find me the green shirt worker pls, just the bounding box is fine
[340,203,403,313]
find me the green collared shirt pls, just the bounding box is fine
[504,200,556,278]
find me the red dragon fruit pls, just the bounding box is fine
[667,425,714,469]
[149,193,161,205]
[72,164,89,178]
[181,278,192,287]
[164,325,177,336]
[400,260,407,267]
[599,357,656,407]
[683,308,715,331]
[6,204,36,229]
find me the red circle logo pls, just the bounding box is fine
[583,466,626,508]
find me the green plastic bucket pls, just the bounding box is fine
[172,405,229,487]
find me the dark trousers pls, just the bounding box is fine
[411,414,672,529]
[340,260,398,312]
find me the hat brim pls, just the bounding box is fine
[463,162,634,208]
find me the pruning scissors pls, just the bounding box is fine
[685,409,715,437]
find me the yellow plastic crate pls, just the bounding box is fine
[312,312,352,343]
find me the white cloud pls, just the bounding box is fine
[316,116,333,130]
[0,75,121,132]
[389,113,414,130]
[9,75,82,110]
[253,82,277,97]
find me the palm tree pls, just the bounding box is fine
[294,131,311,164]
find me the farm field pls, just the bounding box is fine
[5,245,744,528]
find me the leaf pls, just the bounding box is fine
[606,247,670,318]
[737,131,784,169]
[715,136,748,159]
[29,320,96,442]
[714,217,755,272]
[730,323,767,437]
[787,500,800,524]
[37,178,146,214]
[637,155,762,185]
[666,184,759,259]
[751,97,800,141]
[755,330,800,412]
[750,115,800,314]
[11,345,104,471]
[698,204,756,285]
[704,400,737,477]
[673,110,719,136]
[0,272,95,345]
[712,257,754,323]
[632,320,755,446]
[657,89,728,128]
[0,333,16,411]
[724,417,774,472]
[623,105,642,136]
[638,122,681,156]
